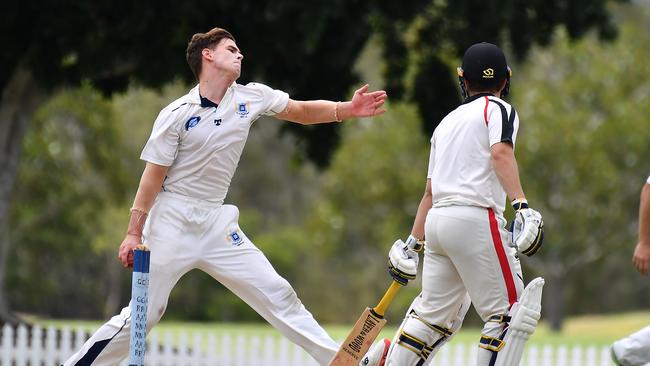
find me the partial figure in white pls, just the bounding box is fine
[611,175,650,366]
[361,43,545,366]
[63,27,387,366]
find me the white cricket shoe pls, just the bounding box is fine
[359,338,391,366]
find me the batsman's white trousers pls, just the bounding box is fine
[612,325,650,366]
[64,191,338,365]
[415,205,524,337]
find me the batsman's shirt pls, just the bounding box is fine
[141,82,289,203]
[427,93,519,215]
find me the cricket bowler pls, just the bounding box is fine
[63,27,387,365]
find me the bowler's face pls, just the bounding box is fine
[208,38,243,78]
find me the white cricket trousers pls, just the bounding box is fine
[415,205,524,345]
[63,191,338,365]
[612,325,650,366]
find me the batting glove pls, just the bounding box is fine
[388,235,422,285]
[510,199,544,256]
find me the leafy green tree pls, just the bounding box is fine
[0,0,624,324]
[1,0,374,323]
[512,4,650,330]
[372,0,625,136]
[8,85,130,319]
[290,104,431,323]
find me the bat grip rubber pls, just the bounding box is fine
[134,244,149,252]
[372,280,402,317]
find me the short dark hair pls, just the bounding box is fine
[466,78,506,95]
[186,27,235,81]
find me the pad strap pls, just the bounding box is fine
[398,331,428,352]
[397,331,435,366]
[429,323,453,337]
[479,335,506,352]
[410,311,453,337]
[396,313,454,366]
[488,314,512,324]
[480,314,510,354]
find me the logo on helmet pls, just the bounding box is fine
[482,68,495,78]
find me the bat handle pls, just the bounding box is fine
[134,244,149,251]
[372,280,402,317]
[132,244,150,273]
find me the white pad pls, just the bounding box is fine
[494,277,545,366]
[422,294,471,365]
[385,310,462,366]
[383,293,471,366]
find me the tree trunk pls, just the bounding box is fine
[544,274,566,332]
[0,63,45,325]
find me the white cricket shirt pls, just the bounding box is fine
[427,93,520,215]
[141,82,289,203]
[647,174,650,184]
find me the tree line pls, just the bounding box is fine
[1,0,639,331]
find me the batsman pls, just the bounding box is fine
[362,42,545,366]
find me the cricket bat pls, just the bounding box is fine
[129,244,150,366]
[328,280,402,366]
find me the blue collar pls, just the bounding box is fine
[200,95,219,108]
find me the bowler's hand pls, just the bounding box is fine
[118,234,142,268]
[633,241,650,275]
[349,84,387,118]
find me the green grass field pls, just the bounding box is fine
[33,311,650,347]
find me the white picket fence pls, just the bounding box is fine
[1,324,618,366]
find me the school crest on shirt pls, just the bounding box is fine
[236,102,250,117]
[228,229,244,246]
[185,116,201,130]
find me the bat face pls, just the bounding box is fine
[329,308,387,366]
